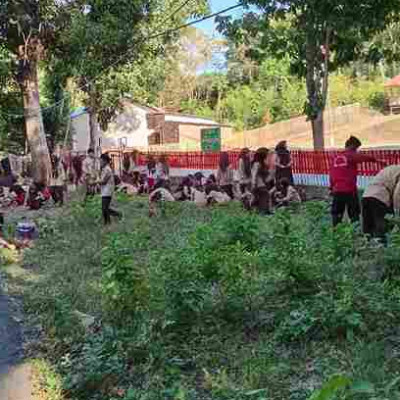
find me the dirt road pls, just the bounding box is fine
[0,280,32,399]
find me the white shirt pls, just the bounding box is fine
[149,188,175,202]
[238,158,251,184]
[191,188,207,205]
[207,190,231,203]
[83,156,97,180]
[155,162,169,180]
[101,165,115,197]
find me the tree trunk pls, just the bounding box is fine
[311,111,324,150]
[312,27,331,151]
[321,28,331,109]
[21,59,52,184]
[87,83,98,152]
[88,106,97,152]
[305,27,327,150]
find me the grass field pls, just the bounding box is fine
[1,195,400,400]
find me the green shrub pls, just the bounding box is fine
[369,91,386,112]
[0,247,18,265]
[19,198,400,400]
[102,229,151,318]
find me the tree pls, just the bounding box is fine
[218,1,400,149]
[2,0,79,182]
[157,26,213,110]
[40,69,72,152]
[0,43,25,153]
[367,22,400,77]
[51,0,209,149]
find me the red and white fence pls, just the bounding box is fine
[109,150,400,188]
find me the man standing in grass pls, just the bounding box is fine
[329,136,385,226]
[100,154,121,225]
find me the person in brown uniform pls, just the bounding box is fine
[362,165,400,243]
[217,152,234,199]
[83,149,97,200]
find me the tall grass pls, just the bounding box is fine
[15,197,400,400]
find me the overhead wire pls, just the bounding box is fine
[2,0,197,117]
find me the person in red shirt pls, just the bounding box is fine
[27,182,52,210]
[10,185,26,206]
[329,136,384,226]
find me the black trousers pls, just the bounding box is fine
[254,187,271,215]
[331,193,360,226]
[362,197,391,240]
[102,196,121,225]
[221,184,234,199]
[50,186,64,205]
[240,183,251,195]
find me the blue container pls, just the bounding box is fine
[16,222,38,240]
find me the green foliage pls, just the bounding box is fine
[367,22,400,67]
[102,228,151,317]
[328,73,386,112]
[59,327,126,399]
[0,46,25,152]
[214,0,400,136]
[32,359,64,400]
[308,375,351,400]
[182,59,386,131]
[0,247,18,265]
[180,98,215,120]
[221,85,270,130]
[16,198,400,400]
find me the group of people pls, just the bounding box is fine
[146,141,302,216]
[1,137,399,242]
[0,176,54,210]
[0,148,101,211]
[329,136,400,243]
[145,137,399,244]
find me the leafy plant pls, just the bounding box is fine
[16,197,400,400]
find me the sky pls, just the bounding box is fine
[195,0,249,39]
[193,0,258,73]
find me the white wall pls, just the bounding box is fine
[102,104,153,149]
[71,113,102,155]
[72,113,89,152]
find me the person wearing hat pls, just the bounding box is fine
[362,165,400,243]
[100,153,122,225]
[329,136,386,226]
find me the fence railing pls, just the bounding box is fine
[108,149,400,188]
[128,150,400,175]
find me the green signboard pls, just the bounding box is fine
[201,128,221,153]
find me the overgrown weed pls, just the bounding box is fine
[11,196,400,400]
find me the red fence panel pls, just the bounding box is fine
[130,149,400,176]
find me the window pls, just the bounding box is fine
[148,131,161,146]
